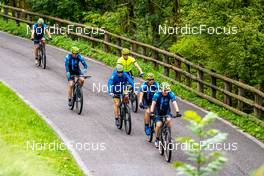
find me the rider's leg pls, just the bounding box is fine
[41,38,46,46]
[155,121,162,139]
[144,107,150,124]
[79,77,85,87]
[113,98,120,118]
[67,80,74,100]
[166,118,173,128]
[34,44,38,59]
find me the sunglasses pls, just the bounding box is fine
[147,79,154,81]
[117,71,123,74]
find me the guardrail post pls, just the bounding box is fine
[186,64,190,86]
[142,47,147,63]
[116,38,122,56]
[104,33,110,53]
[131,42,137,58]
[152,50,158,69]
[254,85,263,117]
[224,81,232,105]
[197,65,204,93]
[163,55,170,77]
[3,6,8,21]
[237,79,245,111]
[15,11,20,26]
[175,59,182,82]
[211,70,217,98]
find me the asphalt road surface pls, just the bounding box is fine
[0,31,263,176]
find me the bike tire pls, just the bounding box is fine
[124,105,132,135]
[76,87,83,115]
[147,118,154,142]
[38,50,42,67]
[159,130,164,156]
[41,47,46,69]
[164,127,172,162]
[69,86,75,110]
[130,93,138,113]
[117,106,123,129]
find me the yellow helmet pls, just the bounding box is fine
[122,48,130,55]
[160,82,171,91]
[71,46,80,54]
[147,73,154,80]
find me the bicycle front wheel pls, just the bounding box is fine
[76,87,83,115]
[41,47,46,69]
[117,106,124,129]
[124,104,132,135]
[147,118,154,142]
[164,127,172,162]
[130,93,138,113]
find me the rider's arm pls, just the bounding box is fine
[79,55,88,69]
[169,92,179,112]
[125,72,135,90]
[150,92,159,112]
[134,62,143,74]
[64,55,70,73]
[31,24,36,39]
[150,101,156,113]
[139,84,145,103]
[107,74,115,94]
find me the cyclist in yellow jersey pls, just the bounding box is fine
[117,48,144,78]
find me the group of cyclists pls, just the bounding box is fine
[31,18,181,148]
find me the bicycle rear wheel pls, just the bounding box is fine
[164,127,172,162]
[41,47,46,69]
[75,86,83,115]
[124,104,132,135]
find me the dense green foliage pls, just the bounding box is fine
[174,111,227,176]
[2,0,263,88]
[0,82,84,175]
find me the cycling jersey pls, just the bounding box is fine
[108,70,135,95]
[33,23,47,40]
[140,82,160,106]
[65,54,88,80]
[117,56,136,72]
[152,91,176,115]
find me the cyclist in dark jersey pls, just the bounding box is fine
[139,73,160,136]
[65,46,88,106]
[150,82,180,147]
[30,18,52,65]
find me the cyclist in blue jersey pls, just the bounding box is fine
[31,18,52,65]
[139,73,160,136]
[108,64,135,126]
[65,46,88,106]
[150,82,180,148]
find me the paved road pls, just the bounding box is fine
[0,31,263,176]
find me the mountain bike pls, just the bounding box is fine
[69,75,91,115]
[116,90,132,135]
[155,113,181,162]
[32,38,49,69]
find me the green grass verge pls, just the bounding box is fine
[0,18,263,142]
[0,82,84,175]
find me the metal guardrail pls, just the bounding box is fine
[0,4,263,126]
